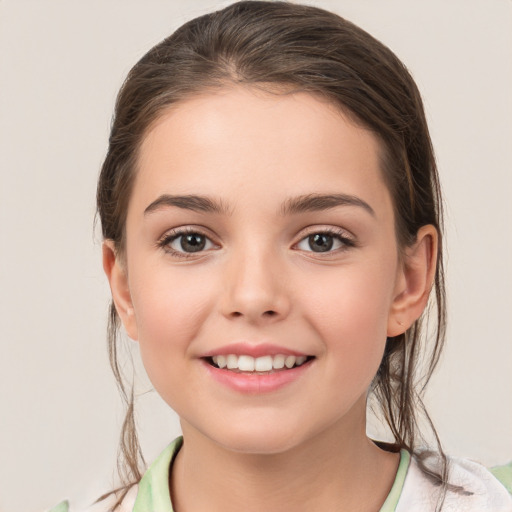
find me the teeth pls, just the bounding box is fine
[211,354,310,372]
[238,355,255,372]
[273,354,285,369]
[226,354,238,369]
[296,356,307,366]
[254,356,273,372]
[285,355,296,369]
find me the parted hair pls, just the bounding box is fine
[97,1,449,508]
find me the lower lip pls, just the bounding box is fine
[202,359,314,394]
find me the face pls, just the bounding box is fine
[109,86,411,454]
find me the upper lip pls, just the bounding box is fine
[201,342,310,358]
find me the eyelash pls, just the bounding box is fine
[296,227,356,254]
[157,226,356,259]
[157,227,215,259]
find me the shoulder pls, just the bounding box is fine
[45,437,183,512]
[397,453,512,512]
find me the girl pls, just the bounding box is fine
[50,1,511,511]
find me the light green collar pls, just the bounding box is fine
[379,449,410,511]
[133,437,183,512]
[133,437,410,512]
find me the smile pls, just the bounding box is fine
[203,353,315,393]
[209,354,312,372]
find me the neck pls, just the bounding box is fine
[170,408,399,512]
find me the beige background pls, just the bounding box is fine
[0,1,511,511]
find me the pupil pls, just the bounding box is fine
[309,234,333,252]
[181,234,205,252]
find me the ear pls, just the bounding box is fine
[102,240,139,341]
[387,225,438,337]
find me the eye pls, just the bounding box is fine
[296,229,355,253]
[158,228,216,257]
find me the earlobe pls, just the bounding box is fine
[387,225,438,337]
[102,240,139,341]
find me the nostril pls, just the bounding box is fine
[228,310,280,319]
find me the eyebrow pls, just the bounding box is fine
[144,193,375,217]
[144,194,233,216]
[280,193,375,217]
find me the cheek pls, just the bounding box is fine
[128,265,215,381]
[305,263,394,331]
[301,263,395,381]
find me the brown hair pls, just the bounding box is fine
[97,1,449,508]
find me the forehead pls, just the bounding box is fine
[132,85,390,216]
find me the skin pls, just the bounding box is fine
[104,85,437,511]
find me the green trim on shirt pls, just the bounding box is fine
[49,443,512,510]
[133,437,182,512]
[48,501,69,512]
[490,461,512,494]
[379,450,410,511]
[133,437,409,512]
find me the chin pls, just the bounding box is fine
[202,419,311,455]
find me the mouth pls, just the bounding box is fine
[204,354,315,373]
[202,351,316,393]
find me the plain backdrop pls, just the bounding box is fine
[0,1,511,511]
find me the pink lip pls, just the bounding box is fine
[201,343,309,358]
[201,357,314,394]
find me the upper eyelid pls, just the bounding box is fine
[159,226,215,242]
[299,225,352,236]
[297,225,355,243]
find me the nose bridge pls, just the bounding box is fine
[220,239,290,322]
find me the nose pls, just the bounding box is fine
[219,247,291,324]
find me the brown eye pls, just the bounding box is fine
[296,229,355,254]
[161,230,215,256]
[177,233,207,252]
[308,233,334,252]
